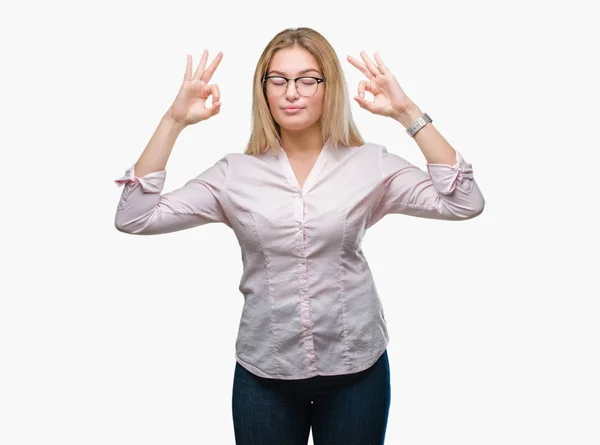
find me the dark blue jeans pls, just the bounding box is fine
[231,350,391,445]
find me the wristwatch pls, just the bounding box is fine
[406,113,432,137]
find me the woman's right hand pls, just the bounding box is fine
[167,50,223,127]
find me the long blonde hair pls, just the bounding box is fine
[244,27,364,156]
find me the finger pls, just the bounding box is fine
[347,55,374,80]
[208,101,221,117]
[192,49,208,80]
[373,52,390,75]
[201,51,223,83]
[360,51,383,77]
[208,84,220,103]
[358,80,378,98]
[353,94,376,113]
[184,54,192,82]
[358,80,370,98]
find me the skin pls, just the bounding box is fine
[265,46,326,161]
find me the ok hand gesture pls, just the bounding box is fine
[167,50,223,127]
[347,51,414,120]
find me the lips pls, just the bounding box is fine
[283,106,303,110]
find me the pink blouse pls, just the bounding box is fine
[114,140,484,380]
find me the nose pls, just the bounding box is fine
[285,79,300,100]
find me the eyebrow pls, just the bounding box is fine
[267,68,322,76]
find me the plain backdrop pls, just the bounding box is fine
[1,0,599,444]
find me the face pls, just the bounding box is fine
[265,46,325,133]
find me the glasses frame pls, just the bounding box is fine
[262,75,325,97]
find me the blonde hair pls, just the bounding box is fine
[244,27,364,156]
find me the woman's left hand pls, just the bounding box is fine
[347,51,414,120]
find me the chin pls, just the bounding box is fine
[279,121,312,131]
[275,116,319,132]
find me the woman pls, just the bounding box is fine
[115,27,484,445]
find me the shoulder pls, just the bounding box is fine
[344,141,386,162]
[222,152,265,163]
[212,152,259,169]
[356,141,410,162]
[349,142,415,175]
[349,141,385,154]
[217,152,274,179]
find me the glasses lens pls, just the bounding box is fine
[266,77,286,95]
[296,78,318,96]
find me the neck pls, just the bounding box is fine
[280,124,323,159]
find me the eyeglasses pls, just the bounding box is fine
[262,76,325,97]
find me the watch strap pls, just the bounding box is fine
[406,113,432,137]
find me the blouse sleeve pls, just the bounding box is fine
[367,144,485,228]
[114,156,230,235]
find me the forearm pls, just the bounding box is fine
[134,111,187,177]
[393,102,457,166]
